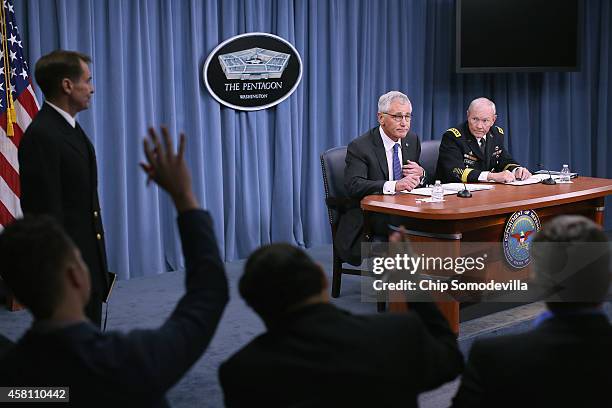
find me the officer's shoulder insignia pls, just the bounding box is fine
[495,126,504,135]
[447,127,461,138]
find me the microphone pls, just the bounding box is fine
[457,182,472,198]
[538,163,556,185]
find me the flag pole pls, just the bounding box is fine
[0,2,15,137]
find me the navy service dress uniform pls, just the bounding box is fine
[19,103,110,327]
[435,121,521,183]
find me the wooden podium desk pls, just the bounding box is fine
[361,177,612,333]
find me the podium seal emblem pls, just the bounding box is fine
[503,210,541,269]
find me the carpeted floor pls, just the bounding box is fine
[1,244,610,407]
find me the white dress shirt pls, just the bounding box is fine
[379,126,402,194]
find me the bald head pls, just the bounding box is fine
[468,97,496,115]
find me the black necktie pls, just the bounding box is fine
[478,138,486,153]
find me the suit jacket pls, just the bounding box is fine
[19,103,109,322]
[0,334,12,358]
[0,210,229,407]
[452,312,612,408]
[435,121,521,183]
[336,126,422,265]
[220,302,462,407]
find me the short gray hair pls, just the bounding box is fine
[378,91,412,113]
[468,97,496,115]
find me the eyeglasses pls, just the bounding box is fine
[383,112,412,122]
[469,117,494,126]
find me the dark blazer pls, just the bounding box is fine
[220,302,462,408]
[435,122,520,183]
[19,103,109,325]
[0,334,12,358]
[0,210,229,407]
[452,312,612,408]
[336,126,422,265]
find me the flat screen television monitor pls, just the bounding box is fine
[456,0,581,73]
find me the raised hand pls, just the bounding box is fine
[141,126,199,212]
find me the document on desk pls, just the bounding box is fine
[505,174,559,186]
[442,183,494,192]
[403,183,494,196]
[534,170,578,178]
[404,187,455,196]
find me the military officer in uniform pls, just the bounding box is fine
[19,50,109,327]
[436,97,531,184]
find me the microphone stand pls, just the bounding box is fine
[457,182,472,198]
[538,163,556,185]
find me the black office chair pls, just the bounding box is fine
[420,139,441,185]
[320,146,385,311]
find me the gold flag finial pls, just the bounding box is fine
[0,2,15,137]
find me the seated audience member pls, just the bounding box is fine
[337,90,426,265]
[219,239,463,407]
[436,97,531,184]
[452,215,612,408]
[0,127,228,406]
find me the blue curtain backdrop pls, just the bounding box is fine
[14,0,612,279]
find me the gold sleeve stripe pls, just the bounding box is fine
[495,126,504,135]
[504,164,519,171]
[447,128,461,138]
[461,168,473,183]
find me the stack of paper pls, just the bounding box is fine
[505,174,574,185]
[534,170,577,178]
[404,183,494,196]
[442,183,494,192]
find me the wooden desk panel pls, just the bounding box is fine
[361,177,612,333]
[361,177,612,221]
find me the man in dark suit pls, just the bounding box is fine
[0,127,228,406]
[219,240,463,407]
[337,91,425,265]
[19,50,109,327]
[452,215,612,408]
[436,97,531,184]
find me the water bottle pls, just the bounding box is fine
[431,180,444,202]
[560,164,571,183]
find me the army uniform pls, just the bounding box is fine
[435,121,521,183]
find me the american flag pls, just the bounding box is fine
[0,0,39,230]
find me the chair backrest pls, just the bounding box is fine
[420,140,441,184]
[320,146,348,225]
